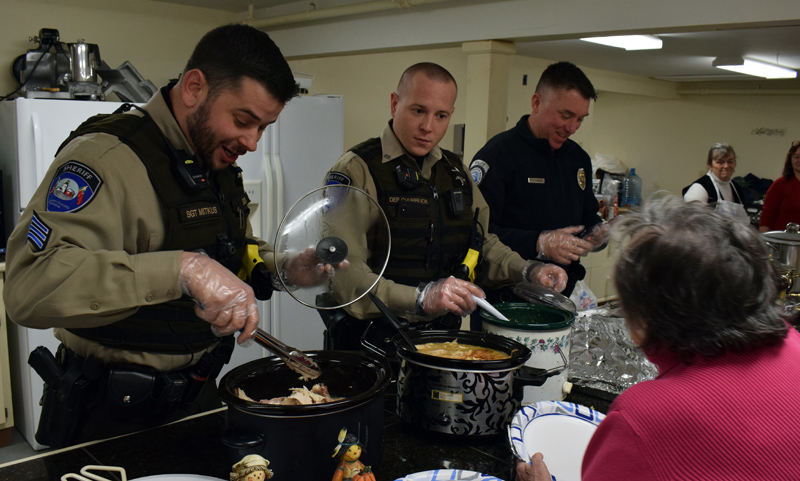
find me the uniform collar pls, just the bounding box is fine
[515,114,575,159]
[379,121,444,166]
[142,84,197,158]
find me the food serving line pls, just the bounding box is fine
[0,381,614,481]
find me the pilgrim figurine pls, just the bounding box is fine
[231,454,273,481]
[331,428,376,481]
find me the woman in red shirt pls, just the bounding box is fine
[759,141,800,232]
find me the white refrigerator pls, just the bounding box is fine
[0,94,344,449]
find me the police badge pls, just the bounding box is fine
[577,167,587,190]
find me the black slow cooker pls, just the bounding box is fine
[218,350,391,480]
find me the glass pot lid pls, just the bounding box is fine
[274,184,391,310]
[512,282,577,315]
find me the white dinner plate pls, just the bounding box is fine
[395,469,504,481]
[507,401,605,481]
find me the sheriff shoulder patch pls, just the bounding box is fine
[46,161,103,213]
[325,171,351,186]
[469,160,489,186]
[26,211,51,252]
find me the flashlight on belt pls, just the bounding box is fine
[452,208,484,283]
[237,239,273,300]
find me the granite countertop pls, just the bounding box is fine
[0,384,611,481]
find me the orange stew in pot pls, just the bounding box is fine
[415,339,511,361]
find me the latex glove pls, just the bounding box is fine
[537,226,593,265]
[281,247,351,287]
[582,221,611,252]
[417,276,485,317]
[516,453,553,481]
[525,261,568,293]
[179,252,259,345]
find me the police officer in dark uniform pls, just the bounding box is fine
[4,24,337,448]
[321,63,568,351]
[470,61,609,303]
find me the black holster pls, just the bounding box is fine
[30,338,234,448]
[30,345,101,448]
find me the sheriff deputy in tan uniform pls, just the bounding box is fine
[4,24,338,448]
[321,63,568,351]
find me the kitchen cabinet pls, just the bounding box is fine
[0,263,14,447]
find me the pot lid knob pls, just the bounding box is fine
[787,223,799,234]
[274,184,391,310]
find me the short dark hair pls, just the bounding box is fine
[535,61,597,101]
[397,62,457,95]
[613,193,786,363]
[706,142,735,166]
[184,24,300,104]
[782,141,800,180]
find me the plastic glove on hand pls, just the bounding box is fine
[282,247,351,287]
[583,222,611,251]
[419,276,485,317]
[516,453,553,481]
[179,252,259,345]
[528,263,568,293]
[537,226,593,265]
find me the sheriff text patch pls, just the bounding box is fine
[46,161,103,213]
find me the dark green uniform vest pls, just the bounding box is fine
[353,138,473,287]
[60,111,251,354]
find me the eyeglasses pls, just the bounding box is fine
[793,140,800,147]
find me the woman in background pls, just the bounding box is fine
[517,194,800,481]
[759,141,800,232]
[683,142,748,223]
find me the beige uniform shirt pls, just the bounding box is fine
[326,123,528,321]
[3,91,273,370]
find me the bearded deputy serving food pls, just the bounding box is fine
[3,24,343,448]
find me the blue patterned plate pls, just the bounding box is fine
[507,401,605,481]
[394,469,504,481]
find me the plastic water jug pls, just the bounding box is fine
[620,168,642,208]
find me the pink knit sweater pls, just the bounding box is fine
[581,326,800,481]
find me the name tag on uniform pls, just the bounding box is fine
[528,178,545,184]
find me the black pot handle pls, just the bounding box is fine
[514,365,552,387]
[221,426,265,450]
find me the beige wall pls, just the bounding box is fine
[589,92,800,197]
[0,0,235,97]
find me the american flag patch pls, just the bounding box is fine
[26,212,51,251]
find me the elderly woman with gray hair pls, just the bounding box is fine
[683,142,749,223]
[517,193,800,481]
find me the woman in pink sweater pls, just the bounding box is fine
[519,194,800,481]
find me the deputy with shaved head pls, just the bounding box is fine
[321,62,567,351]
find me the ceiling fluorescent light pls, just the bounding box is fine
[580,35,662,50]
[712,56,797,79]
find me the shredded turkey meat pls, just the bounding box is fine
[236,383,343,405]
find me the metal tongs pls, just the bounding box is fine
[252,327,321,380]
